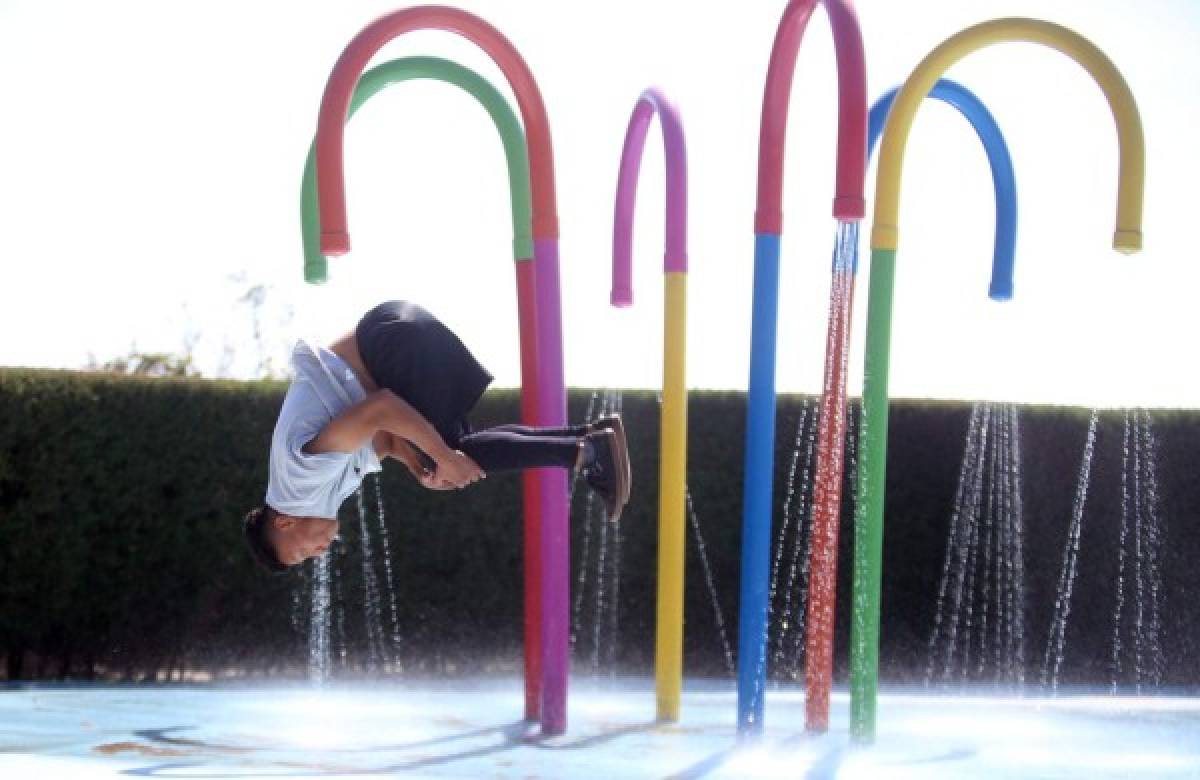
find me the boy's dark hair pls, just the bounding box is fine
[243,505,288,573]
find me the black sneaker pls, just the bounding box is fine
[588,414,631,506]
[582,429,630,522]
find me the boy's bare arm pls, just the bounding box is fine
[382,436,460,491]
[374,432,429,477]
[303,389,482,486]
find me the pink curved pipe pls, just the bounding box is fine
[755,0,868,232]
[315,5,559,252]
[612,88,688,306]
[312,5,569,735]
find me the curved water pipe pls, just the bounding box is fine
[869,80,1017,298]
[311,6,571,735]
[737,0,867,738]
[300,56,532,284]
[299,61,536,699]
[849,18,1145,742]
[802,77,1019,733]
[303,51,541,725]
[610,87,688,722]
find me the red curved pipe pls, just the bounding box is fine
[313,5,562,727]
[755,0,868,232]
[315,5,559,254]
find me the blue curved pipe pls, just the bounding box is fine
[867,79,1017,298]
[735,78,1018,736]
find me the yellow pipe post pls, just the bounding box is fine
[655,271,689,720]
[611,88,689,721]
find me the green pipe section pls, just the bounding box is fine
[301,55,533,283]
[849,247,897,742]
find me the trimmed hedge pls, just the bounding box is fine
[0,369,1196,691]
[0,370,295,679]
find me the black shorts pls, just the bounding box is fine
[354,301,493,442]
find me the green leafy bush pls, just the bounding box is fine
[1,369,1196,689]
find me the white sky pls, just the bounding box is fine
[0,0,1196,407]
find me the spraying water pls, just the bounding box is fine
[570,389,624,678]
[571,481,599,652]
[332,544,348,673]
[927,404,986,686]
[589,391,620,677]
[926,403,1026,689]
[1041,409,1100,693]
[291,579,305,637]
[589,480,616,676]
[958,405,991,681]
[768,399,818,680]
[307,553,333,687]
[1134,409,1166,689]
[686,487,736,677]
[355,486,386,673]
[607,391,625,677]
[571,389,736,682]
[767,400,812,609]
[1003,405,1027,685]
[370,476,404,671]
[1110,408,1166,693]
[298,472,405,684]
[802,222,858,716]
[845,401,860,521]
[569,390,605,652]
[350,474,404,674]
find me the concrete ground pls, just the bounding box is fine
[2,679,1197,778]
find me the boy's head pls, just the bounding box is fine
[243,505,339,572]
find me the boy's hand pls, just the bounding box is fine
[418,471,457,491]
[385,436,432,482]
[434,449,484,488]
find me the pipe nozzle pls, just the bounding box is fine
[321,232,351,256]
[304,258,329,285]
[1114,229,1142,254]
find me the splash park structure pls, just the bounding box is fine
[6,2,1197,778]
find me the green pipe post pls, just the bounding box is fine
[300,55,533,282]
[849,247,898,742]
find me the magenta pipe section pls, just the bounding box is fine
[533,236,569,734]
[755,0,868,231]
[612,88,688,306]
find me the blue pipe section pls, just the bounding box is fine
[736,233,782,737]
[868,79,1018,299]
[735,78,1019,738]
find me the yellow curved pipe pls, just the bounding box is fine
[655,270,688,722]
[871,17,1145,254]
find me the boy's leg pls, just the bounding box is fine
[404,423,587,474]
[455,429,581,472]
[455,426,630,520]
[456,417,625,469]
[486,423,590,438]
[482,417,624,463]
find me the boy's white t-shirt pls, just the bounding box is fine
[265,340,381,517]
